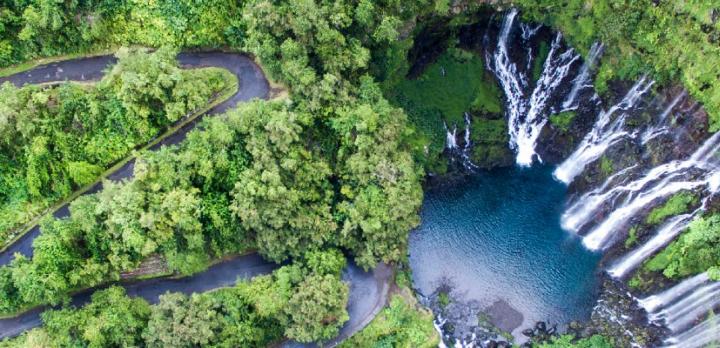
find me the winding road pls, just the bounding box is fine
[0,52,392,343]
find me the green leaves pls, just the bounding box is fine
[284,274,349,343]
[229,101,336,262]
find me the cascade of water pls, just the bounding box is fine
[489,9,527,161]
[608,183,718,279]
[640,271,720,338]
[445,122,458,149]
[489,9,580,166]
[443,114,479,171]
[640,92,686,145]
[639,272,710,313]
[560,165,639,232]
[520,23,541,41]
[571,131,720,250]
[553,77,654,184]
[663,316,720,348]
[651,281,720,332]
[459,113,479,171]
[562,42,604,110]
[607,213,694,278]
[515,33,580,166]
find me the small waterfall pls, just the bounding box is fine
[489,8,527,164]
[515,33,579,166]
[553,77,654,184]
[562,42,604,111]
[639,272,710,313]
[640,272,720,336]
[444,114,479,171]
[520,23,541,41]
[640,92,686,145]
[459,113,479,171]
[608,187,716,279]
[488,9,580,166]
[446,122,458,149]
[607,213,694,278]
[663,315,720,348]
[560,165,638,232]
[560,131,720,250]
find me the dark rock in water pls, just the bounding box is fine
[521,328,534,337]
[535,321,547,332]
[486,340,498,348]
[497,341,511,348]
[442,321,455,335]
[585,276,667,346]
[547,324,557,335]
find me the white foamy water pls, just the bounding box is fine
[554,77,654,184]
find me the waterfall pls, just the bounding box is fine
[459,113,479,171]
[446,122,458,149]
[560,165,638,232]
[640,92,686,145]
[607,213,694,278]
[560,131,720,250]
[489,8,527,165]
[562,42,604,111]
[651,282,720,332]
[640,272,720,336]
[663,316,720,348]
[639,272,710,313]
[444,114,479,171]
[488,9,580,166]
[608,184,717,279]
[515,33,579,166]
[553,77,654,184]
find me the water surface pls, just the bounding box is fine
[409,165,601,339]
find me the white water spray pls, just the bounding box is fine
[562,42,604,110]
[489,9,580,166]
[663,315,720,348]
[444,114,479,171]
[607,213,694,279]
[640,92,686,145]
[445,122,458,149]
[554,77,654,184]
[608,178,719,279]
[639,272,710,313]
[641,272,720,339]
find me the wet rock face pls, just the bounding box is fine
[586,277,667,347]
[419,281,514,347]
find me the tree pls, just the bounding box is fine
[229,101,336,262]
[332,78,423,269]
[42,286,151,348]
[284,274,349,343]
[144,292,221,347]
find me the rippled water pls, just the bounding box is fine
[409,165,602,338]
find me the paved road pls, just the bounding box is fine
[0,53,393,343]
[0,254,278,339]
[0,52,269,266]
[283,262,393,348]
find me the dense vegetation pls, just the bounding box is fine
[513,0,720,287]
[384,48,506,171]
[0,1,247,68]
[0,47,232,247]
[0,0,430,344]
[515,0,720,129]
[644,214,720,280]
[340,292,438,347]
[2,251,349,346]
[2,0,719,346]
